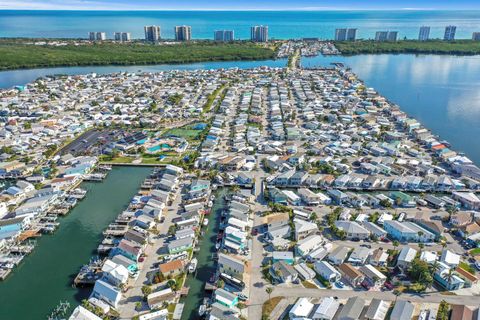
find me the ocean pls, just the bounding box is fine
[1,10,480,39]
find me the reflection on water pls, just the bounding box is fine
[303,54,480,164]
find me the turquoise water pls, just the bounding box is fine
[303,54,480,165]
[0,166,151,319]
[1,10,480,39]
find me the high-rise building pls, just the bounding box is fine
[418,26,430,41]
[89,32,106,41]
[144,26,161,42]
[214,30,235,42]
[175,26,192,41]
[346,28,357,41]
[251,25,269,42]
[335,28,357,41]
[473,32,480,41]
[375,31,398,41]
[444,25,457,41]
[114,32,131,42]
[335,29,347,41]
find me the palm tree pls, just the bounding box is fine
[392,240,400,252]
[265,287,274,301]
[442,268,455,289]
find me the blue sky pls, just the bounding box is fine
[1,0,480,10]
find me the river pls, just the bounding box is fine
[0,166,151,319]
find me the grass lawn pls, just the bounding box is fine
[99,156,134,164]
[262,297,284,319]
[459,261,476,274]
[162,128,202,140]
[470,248,480,256]
[302,280,318,289]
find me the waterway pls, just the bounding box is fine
[303,54,480,165]
[0,166,151,319]
[180,188,227,320]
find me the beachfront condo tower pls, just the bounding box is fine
[89,32,106,41]
[114,32,131,42]
[444,25,457,41]
[175,26,192,41]
[418,26,430,41]
[335,28,357,41]
[251,25,269,42]
[144,26,161,42]
[214,30,235,41]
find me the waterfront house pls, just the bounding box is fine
[147,288,176,308]
[124,229,148,246]
[208,302,240,320]
[267,187,288,205]
[270,261,298,284]
[390,300,414,320]
[113,239,142,262]
[101,260,129,287]
[289,298,314,320]
[111,255,138,275]
[314,261,341,283]
[91,279,122,308]
[159,259,186,278]
[0,216,31,240]
[312,296,340,320]
[167,237,193,254]
[214,288,238,308]
[337,297,365,320]
[68,306,102,320]
[282,190,301,206]
[135,214,156,230]
[297,188,322,205]
[218,253,245,280]
[338,263,364,287]
[364,299,390,320]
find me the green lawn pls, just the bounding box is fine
[459,262,476,274]
[335,40,480,55]
[470,248,480,256]
[0,40,276,70]
[162,128,202,139]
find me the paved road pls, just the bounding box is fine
[270,287,480,306]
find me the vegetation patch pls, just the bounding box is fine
[262,297,284,320]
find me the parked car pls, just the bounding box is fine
[335,281,345,288]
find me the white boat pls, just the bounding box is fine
[198,304,207,317]
[215,242,221,250]
[207,201,213,208]
[203,218,209,226]
[188,258,198,273]
[210,194,215,201]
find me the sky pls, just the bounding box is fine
[1,0,480,11]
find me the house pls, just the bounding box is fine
[167,237,193,254]
[434,263,465,291]
[337,297,365,320]
[334,221,370,240]
[0,216,30,240]
[450,305,474,320]
[289,298,314,320]
[147,288,176,308]
[272,251,294,265]
[338,263,364,287]
[218,253,245,280]
[363,222,387,239]
[297,188,322,205]
[312,297,340,320]
[90,280,122,308]
[294,219,318,241]
[389,191,416,207]
[397,247,417,269]
[450,212,473,227]
[114,239,142,262]
[68,306,103,320]
[159,259,186,277]
[296,234,324,256]
[452,192,480,210]
[214,288,238,308]
[294,262,316,281]
[359,264,386,287]
[208,302,240,320]
[314,261,341,283]
[328,246,351,265]
[364,299,390,320]
[138,310,168,320]
[369,248,389,267]
[383,220,435,242]
[266,212,291,240]
[440,249,460,268]
[101,260,129,287]
[270,261,298,284]
[390,300,414,320]
[282,190,302,206]
[111,255,138,275]
[347,247,371,265]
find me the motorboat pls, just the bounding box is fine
[188,258,198,273]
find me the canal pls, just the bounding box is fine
[180,188,228,320]
[0,166,152,319]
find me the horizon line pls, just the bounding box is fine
[1,8,479,12]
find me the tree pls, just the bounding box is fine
[265,287,273,301]
[392,240,400,252]
[437,300,450,320]
[141,285,152,298]
[441,268,455,288]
